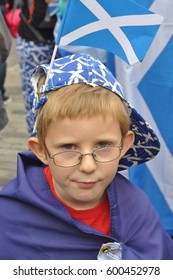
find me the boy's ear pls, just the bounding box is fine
[27,137,48,165]
[120,130,135,158]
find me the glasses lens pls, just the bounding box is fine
[53,151,81,167]
[94,147,121,162]
[49,146,122,167]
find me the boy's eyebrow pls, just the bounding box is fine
[95,136,121,144]
[51,136,122,146]
[51,141,77,148]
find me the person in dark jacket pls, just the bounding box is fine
[0,0,12,105]
[0,1,10,130]
[16,0,57,136]
[0,54,173,260]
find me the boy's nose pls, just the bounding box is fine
[78,154,97,173]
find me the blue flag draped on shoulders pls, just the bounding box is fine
[115,0,173,236]
[56,0,163,65]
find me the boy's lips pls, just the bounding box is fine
[73,181,98,188]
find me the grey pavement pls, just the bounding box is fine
[0,39,28,188]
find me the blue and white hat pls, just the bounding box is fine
[31,53,160,171]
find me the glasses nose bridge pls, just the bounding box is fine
[78,151,97,172]
[79,151,96,162]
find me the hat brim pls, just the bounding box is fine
[118,102,160,171]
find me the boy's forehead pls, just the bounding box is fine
[46,115,122,141]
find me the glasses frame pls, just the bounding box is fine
[44,144,124,168]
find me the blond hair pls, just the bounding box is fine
[36,77,131,145]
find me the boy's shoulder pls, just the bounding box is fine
[109,172,152,212]
[0,150,45,198]
[112,172,147,197]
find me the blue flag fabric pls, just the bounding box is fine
[48,1,58,17]
[56,0,163,65]
[115,0,173,236]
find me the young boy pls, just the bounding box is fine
[0,54,173,260]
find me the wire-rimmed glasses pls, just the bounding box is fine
[45,145,123,168]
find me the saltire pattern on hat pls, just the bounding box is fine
[56,0,163,65]
[115,0,173,236]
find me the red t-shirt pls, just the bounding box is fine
[44,167,110,235]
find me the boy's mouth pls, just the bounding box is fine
[74,181,97,188]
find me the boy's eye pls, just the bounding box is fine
[96,142,112,149]
[64,144,77,150]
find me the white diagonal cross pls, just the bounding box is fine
[59,0,163,65]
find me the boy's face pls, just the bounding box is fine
[29,115,134,210]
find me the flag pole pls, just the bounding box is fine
[44,44,58,89]
[32,44,58,134]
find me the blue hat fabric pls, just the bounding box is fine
[31,53,160,171]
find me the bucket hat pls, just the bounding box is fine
[31,53,160,171]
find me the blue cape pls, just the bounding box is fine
[0,151,172,259]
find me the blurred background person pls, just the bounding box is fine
[0,0,12,105]
[0,0,11,131]
[16,0,57,136]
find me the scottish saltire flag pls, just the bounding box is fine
[56,0,163,65]
[115,0,173,236]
